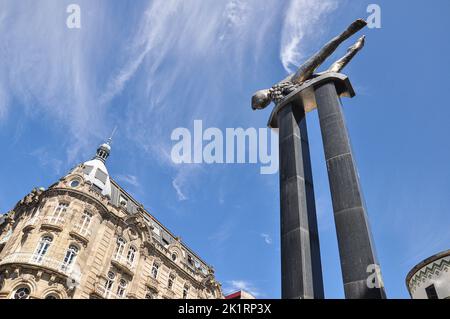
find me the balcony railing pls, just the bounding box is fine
[70,224,91,243]
[93,283,126,299]
[0,252,74,277]
[146,276,159,289]
[41,216,65,230]
[111,255,136,274]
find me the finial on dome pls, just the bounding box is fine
[94,127,117,162]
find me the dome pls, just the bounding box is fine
[80,140,113,197]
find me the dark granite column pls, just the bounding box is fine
[315,81,386,299]
[278,102,324,299]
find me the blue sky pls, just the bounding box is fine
[1,0,450,299]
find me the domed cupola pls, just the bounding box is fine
[81,138,113,198]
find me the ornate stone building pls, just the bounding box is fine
[406,249,450,299]
[0,141,222,299]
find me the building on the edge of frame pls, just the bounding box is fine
[0,140,223,299]
[406,249,450,299]
[224,290,256,299]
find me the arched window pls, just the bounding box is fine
[52,203,68,222]
[32,236,52,263]
[126,246,137,266]
[104,270,116,297]
[12,286,31,299]
[167,273,176,290]
[183,284,190,299]
[145,287,156,299]
[117,279,127,298]
[79,211,92,235]
[62,245,79,271]
[151,262,160,279]
[114,237,126,259]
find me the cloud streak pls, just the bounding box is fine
[280,0,339,73]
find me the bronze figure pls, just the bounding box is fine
[252,19,367,110]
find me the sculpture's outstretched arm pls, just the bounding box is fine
[327,35,365,73]
[291,19,367,84]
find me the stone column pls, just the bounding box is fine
[314,81,386,299]
[278,102,324,299]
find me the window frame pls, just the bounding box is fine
[33,235,53,263]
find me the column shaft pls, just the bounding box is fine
[278,103,324,299]
[315,82,386,299]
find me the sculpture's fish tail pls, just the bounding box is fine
[292,19,367,84]
[328,35,366,73]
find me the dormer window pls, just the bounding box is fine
[119,194,128,207]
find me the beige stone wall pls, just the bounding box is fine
[0,169,222,299]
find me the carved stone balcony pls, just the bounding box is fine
[22,217,40,232]
[0,252,74,278]
[146,276,160,290]
[111,255,136,276]
[69,224,91,244]
[41,216,65,232]
[164,288,176,299]
[92,283,126,299]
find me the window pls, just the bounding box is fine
[183,285,189,299]
[167,273,176,290]
[114,237,126,259]
[171,253,177,262]
[425,284,439,299]
[83,165,94,175]
[187,255,194,266]
[151,262,160,279]
[119,194,128,207]
[62,245,79,271]
[127,246,137,266]
[52,203,68,222]
[117,279,127,298]
[13,287,30,299]
[33,236,52,263]
[145,287,156,299]
[45,294,60,299]
[95,169,108,184]
[70,179,80,188]
[79,211,92,235]
[104,271,115,295]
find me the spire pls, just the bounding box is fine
[94,127,117,163]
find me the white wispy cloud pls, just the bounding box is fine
[280,0,339,73]
[172,177,188,201]
[0,0,115,162]
[223,280,261,297]
[115,174,140,188]
[30,148,63,175]
[260,233,273,245]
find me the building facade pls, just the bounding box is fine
[0,141,222,299]
[406,249,450,299]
